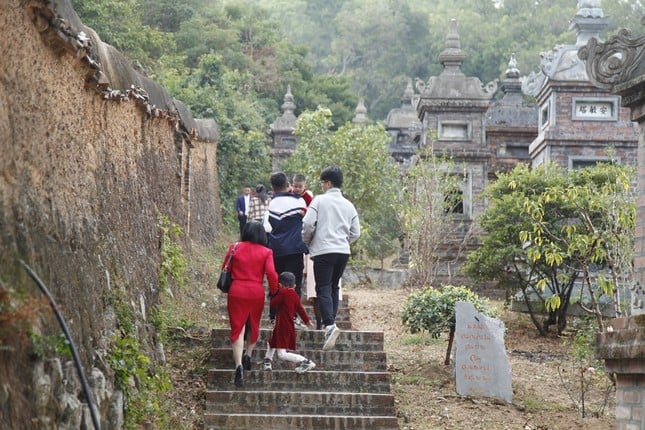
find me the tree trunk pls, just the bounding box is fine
[444,326,455,366]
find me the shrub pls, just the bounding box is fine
[401,285,496,337]
[401,285,497,365]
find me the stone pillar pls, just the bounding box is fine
[580,26,645,429]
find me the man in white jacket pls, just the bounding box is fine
[302,166,360,350]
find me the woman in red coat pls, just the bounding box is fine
[223,221,278,387]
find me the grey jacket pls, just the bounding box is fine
[302,188,360,257]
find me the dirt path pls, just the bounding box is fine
[346,286,615,430]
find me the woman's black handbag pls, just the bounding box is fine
[217,243,238,293]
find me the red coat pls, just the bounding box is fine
[268,287,311,350]
[224,241,278,343]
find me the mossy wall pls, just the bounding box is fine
[0,0,220,426]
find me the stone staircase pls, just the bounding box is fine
[204,296,400,429]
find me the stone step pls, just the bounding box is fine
[209,328,383,351]
[204,291,400,430]
[206,369,393,393]
[219,303,352,318]
[217,305,353,329]
[203,413,400,430]
[205,389,396,416]
[262,305,352,321]
[209,348,388,372]
[258,320,352,330]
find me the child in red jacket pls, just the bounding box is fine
[263,272,316,372]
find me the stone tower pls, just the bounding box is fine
[414,18,497,281]
[522,1,638,169]
[485,54,537,178]
[384,79,421,167]
[352,98,370,125]
[269,85,298,171]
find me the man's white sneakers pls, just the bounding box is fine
[322,324,340,351]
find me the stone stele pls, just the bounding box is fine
[455,301,513,403]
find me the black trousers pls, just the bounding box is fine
[313,253,349,327]
[238,215,247,238]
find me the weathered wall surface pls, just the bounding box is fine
[0,0,220,427]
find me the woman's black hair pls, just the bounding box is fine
[255,184,269,204]
[241,220,267,245]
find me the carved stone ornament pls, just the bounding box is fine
[579,29,645,91]
[520,71,546,97]
[481,80,498,95]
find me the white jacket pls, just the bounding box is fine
[302,188,360,257]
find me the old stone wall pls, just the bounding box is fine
[0,0,220,427]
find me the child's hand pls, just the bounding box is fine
[307,321,315,329]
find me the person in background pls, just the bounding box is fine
[248,183,271,222]
[302,166,360,350]
[223,221,278,387]
[266,172,308,323]
[292,174,321,329]
[263,272,316,372]
[236,185,252,238]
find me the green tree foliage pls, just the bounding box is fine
[140,0,195,32]
[71,0,643,229]
[70,0,174,67]
[401,285,496,364]
[285,108,403,263]
[73,0,358,224]
[402,285,496,336]
[465,162,635,335]
[154,53,272,221]
[327,0,433,119]
[255,0,643,118]
[522,162,636,330]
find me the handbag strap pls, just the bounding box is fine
[223,242,239,270]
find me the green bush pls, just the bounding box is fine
[401,285,496,338]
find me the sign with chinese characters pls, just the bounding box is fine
[574,101,613,119]
[455,301,513,402]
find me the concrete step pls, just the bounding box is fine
[203,413,400,430]
[205,389,396,415]
[209,328,383,351]
[207,369,393,393]
[209,348,388,372]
